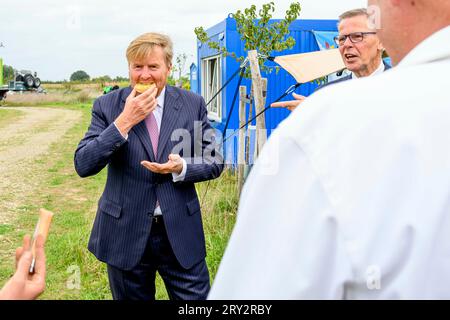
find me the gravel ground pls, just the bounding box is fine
[0,107,82,224]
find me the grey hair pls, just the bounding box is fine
[338,8,369,22]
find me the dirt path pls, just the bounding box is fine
[0,107,82,224]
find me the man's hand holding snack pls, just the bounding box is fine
[115,83,158,136]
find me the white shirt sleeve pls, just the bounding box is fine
[208,131,353,299]
[113,121,128,140]
[172,158,187,182]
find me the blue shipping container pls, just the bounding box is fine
[194,17,339,164]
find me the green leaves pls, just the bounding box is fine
[194,26,209,43]
[195,2,302,77]
[70,70,90,82]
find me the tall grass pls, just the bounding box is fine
[4,81,131,106]
[42,82,130,91]
[4,90,99,106]
[199,171,238,279]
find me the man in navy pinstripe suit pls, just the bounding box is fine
[74,33,223,300]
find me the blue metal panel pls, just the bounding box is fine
[290,19,339,31]
[197,17,338,165]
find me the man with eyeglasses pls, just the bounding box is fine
[272,8,390,111]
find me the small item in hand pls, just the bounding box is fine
[29,208,54,273]
[135,82,156,94]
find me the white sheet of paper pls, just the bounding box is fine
[274,49,346,83]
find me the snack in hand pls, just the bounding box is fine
[135,82,156,94]
[30,208,54,273]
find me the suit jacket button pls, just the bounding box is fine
[114,142,121,148]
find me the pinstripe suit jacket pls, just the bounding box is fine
[74,85,223,270]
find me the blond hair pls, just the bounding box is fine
[126,32,173,67]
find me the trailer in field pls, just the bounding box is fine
[0,58,45,101]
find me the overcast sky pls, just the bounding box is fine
[0,0,367,81]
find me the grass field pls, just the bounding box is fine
[0,93,238,299]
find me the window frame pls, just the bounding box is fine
[201,54,222,122]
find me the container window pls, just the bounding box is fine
[201,55,222,122]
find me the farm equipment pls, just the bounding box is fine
[103,84,119,94]
[0,58,45,101]
[0,86,7,101]
[15,70,41,88]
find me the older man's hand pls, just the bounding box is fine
[271,93,306,111]
[141,154,183,175]
[115,86,158,136]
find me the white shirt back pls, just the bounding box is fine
[209,26,450,299]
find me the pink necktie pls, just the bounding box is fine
[145,111,159,158]
[145,110,160,211]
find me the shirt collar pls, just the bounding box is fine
[351,59,385,79]
[157,86,166,109]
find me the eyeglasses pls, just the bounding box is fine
[334,32,377,46]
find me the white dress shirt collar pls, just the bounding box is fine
[157,86,166,109]
[351,59,385,79]
[152,86,166,131]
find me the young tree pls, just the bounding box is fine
[195,1,302,76]
[171,53,189,88]
[175,53,188,80]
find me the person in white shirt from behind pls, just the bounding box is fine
[209,0,450,299]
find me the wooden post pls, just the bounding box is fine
[245,88,253,166]
[253,78,267,162]
[248,50,267,158]
[261,78,268,109]
[237,85,247,194]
